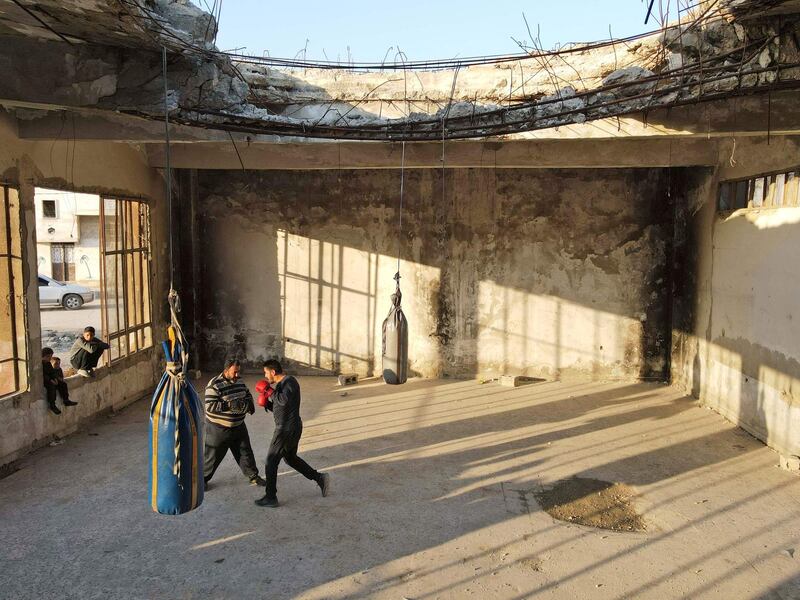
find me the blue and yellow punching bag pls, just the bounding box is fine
[149,290,204,515]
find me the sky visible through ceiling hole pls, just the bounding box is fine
[190,1,661,62]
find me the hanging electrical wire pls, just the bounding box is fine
[111,0,733,72]
[106,0,728,72]
[4,0,798,142]
[111,0,800,142]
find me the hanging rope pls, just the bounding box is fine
[167,290,188,377]
[150,71,204,510]
[162,46,185,478]
[395,49,410,286]
[165,289,188,478]
[442,67,460,218]
[396,140,405,282]
[162,46,174,293]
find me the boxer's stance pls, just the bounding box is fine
[255,359,329,508]
[204,358,265,489]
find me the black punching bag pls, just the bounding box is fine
[382,275,408,385]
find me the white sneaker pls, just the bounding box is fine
[77,369,91,378]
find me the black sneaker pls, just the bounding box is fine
[63,399,78,407]
[204,480,210,492]
[318,473,331,497]
[249,475,266,486]
[254,495,279,508]
[48,404,61,415]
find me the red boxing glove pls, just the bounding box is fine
[255,379,274,408]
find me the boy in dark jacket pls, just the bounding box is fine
[42,348,77,414]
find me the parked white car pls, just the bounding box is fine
[37,274,95,310]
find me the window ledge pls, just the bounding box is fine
[64,348,155,388]
[0,389,28,407]
[63,366,110,389]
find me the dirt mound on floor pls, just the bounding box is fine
[534,477,646,532]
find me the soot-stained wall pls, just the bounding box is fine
[194,167,672,380]
[670,137,800,461]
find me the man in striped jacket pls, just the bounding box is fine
[203,357,265,489]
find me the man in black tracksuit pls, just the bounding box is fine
[204,358,266,489]
[255,359,329,508]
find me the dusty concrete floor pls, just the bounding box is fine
[1,377,799,599]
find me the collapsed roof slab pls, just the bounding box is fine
[0,0,217,48]
[11,87,800,145]
[0,0,798,142]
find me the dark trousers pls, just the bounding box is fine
[71,349,102,371]
[204,421,259,482]
[45,381,69,406]
[264,424,319,499]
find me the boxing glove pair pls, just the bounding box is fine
[255,379,274,408]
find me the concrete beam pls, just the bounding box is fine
[10,106,286,144]
[145,137,721,170]
[11,89,800,144]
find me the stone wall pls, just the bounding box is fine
[195,167,673,380]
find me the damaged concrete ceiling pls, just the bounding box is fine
[1,0,800,141]
[0,0,215,48]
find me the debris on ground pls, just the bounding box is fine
[533,476,647,532]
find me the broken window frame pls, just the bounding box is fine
[0,184,28,398]
[99,197,153,364]
[718,166,800,213]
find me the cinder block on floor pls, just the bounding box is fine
[499,375,515,387]
[337,373,359,386]
[499,375,544,388]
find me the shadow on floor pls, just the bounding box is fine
[0,378,798,599]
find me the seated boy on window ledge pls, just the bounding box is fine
[69,326,110,378]
[42,347,77,414]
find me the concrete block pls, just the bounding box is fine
[779,454,800,473]
[499,375,543,388]
[338,373,358,387]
